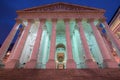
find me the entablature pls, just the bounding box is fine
[17,12,105,20]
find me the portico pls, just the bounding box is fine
[0,2,119,69]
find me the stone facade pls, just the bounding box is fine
[0,2,119,69]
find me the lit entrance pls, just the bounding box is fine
[56,43,66,69]
[57,53,65,69]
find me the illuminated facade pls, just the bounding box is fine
[109,8,120,64]
[0,2,119,69]
[110,8,120,41]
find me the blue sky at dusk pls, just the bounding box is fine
[0,0,120,45]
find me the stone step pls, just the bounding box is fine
[0,69,120,80]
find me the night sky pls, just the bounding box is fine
[0,0,120,45]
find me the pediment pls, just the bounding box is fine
[18,2,104,12]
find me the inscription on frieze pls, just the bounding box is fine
[24,3,95,12]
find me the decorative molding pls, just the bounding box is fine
[16,2,105,20]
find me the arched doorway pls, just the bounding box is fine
[56,43,66,69]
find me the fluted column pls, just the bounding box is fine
[89,19,118,68]
[76,19,98,68]
[46,19,57,69]
[0,20,20,60]
[5,19,33,68]
[64,19,76,69]
[24,19,45,69]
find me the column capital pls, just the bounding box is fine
[51,18,57,22]
[64,18,70,22]
[75,19,82,29]
[39,19,46,30]
[15,19,22,24]
[87,18,95,23]
[39,18,46,22]
[99,18,106,23]
[27,19,34,23]
[75,18,82,23]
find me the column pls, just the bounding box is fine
[0,20,20,60]
[102,36,114,60]
[41,32,49,69]
[89,19,118,68]
[8,26,24,61]
[102,20,120,56]
[24,19,45,69]
[10,26,24,54]
[72,33,80,68]
[5,19,33,68]
[64,19,76,69]
[0,20,20,68]
[77,19,98,68]
[46,19,57,69]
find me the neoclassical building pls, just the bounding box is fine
[0,2,120,69]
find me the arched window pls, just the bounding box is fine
[56,43,66,50]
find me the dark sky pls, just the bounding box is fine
[0,0,120,45]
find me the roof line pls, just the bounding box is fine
[17,2,105,12]
[109,6,120,25]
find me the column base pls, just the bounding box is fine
[46,59,55,69]
[85,59,98,68]
[24,59,37,69]
[79,62,86,69]
[103,59,119,68]
[5,59,19,69]
[66,59,76,69]
[0,60,5,68]
[41,63,46,69]
[36,62,42,69]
